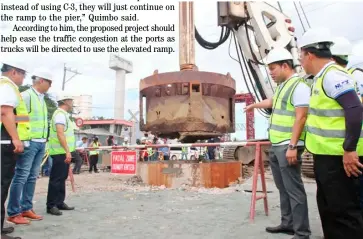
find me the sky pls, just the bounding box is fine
[1,0,363,140]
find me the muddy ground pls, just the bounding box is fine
[6,171,323,239]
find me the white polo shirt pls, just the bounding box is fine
[351,69,363,97]
[0,76,19,108]
[313,61,356,99]
[0,76,20,144]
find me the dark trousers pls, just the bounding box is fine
[46,154,70,209]
[1,144,16,230]
[89,155,98,172]
[313,154,363,239]
[73,152,83,174]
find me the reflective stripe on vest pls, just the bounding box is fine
[26,88,48,139]
[347,67,362,101]
[305,64,363,156]
[48,109,76,155]
[89,142,100,155]
[0,78,31,141]
[268,76,306,144]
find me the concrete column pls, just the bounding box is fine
[114,69,126,120]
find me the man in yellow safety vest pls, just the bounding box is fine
[0,60,29,239]
[7,68,53,225]
[46,91,76,216]
[88,136,101,173]
[245,47,311,239]
[299,27,363,238]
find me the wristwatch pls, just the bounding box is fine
[288,144,297,150]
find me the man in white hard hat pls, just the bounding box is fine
[0,61,29,239]
[245,47,311,239]
[299,27,363,238]
[7,68,53,225]
[330,36,363,102]
[46,92,76,216]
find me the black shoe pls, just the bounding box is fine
[265,225,294,235]
[1,227,14,235]
[1,234,21,239]
[46,207,62,216]
[57,203,75,211]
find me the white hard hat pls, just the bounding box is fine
[1,59,28,72]
[298,27,334,49]
[32,68,53,81]
[265,48,293,65]
[124,137,129,141]
[56,91,74,102]
[330,36,352,56]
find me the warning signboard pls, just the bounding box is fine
[111,151,137,175]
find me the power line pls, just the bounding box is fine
[299,2,311,28]
[293,1,306,33]
[304,2,340,13]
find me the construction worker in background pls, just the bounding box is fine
[46,92,76,216]
[330,36,363,102]
[0,61,29,239]
[123,137,129,146]
[7,68,53,225]
[181,146,188,160]
[299,27,363,238]
[74,136,88,174]
[245,47,311,239]
[88,136,101,173]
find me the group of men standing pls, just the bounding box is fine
[0,61,76,239]
[246,28,363,239]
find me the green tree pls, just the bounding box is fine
[19,84,58,121]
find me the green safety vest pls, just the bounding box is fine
[25,88,48,139]
[347,67,362,101]
[48,109,76,155]
[305,64,363,156]
[89,142,100,155]
[147,147,153,155]
[0,78,31,141]
[182,147,187,152]
[268,76,306,144]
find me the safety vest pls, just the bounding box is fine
[182,147,187,153]
[147,147,153,155]
[305,64,363,156]
[25,88,48,139]
[268,76,306,144]
[0,78,31,141]
[347,67,363,100]
[48,109,76,155]
[89,142,100,155]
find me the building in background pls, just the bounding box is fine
[73,94,92,119]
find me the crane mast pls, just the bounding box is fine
[217,2,302,103]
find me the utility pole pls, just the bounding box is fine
[62,63,81,90]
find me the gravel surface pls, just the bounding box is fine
[6,172,324,239]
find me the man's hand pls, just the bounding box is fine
[243,104,255,112]
[12,139,24,154]
[286,148,298,165]
[65,152,72,164]
[343,151,363,177]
